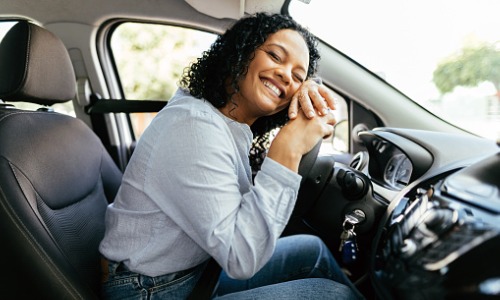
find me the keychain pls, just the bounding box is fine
[339,210,365,264]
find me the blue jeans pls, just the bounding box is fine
[101,257,207,299]
[101,234,363,299]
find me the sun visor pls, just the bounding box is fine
[184,0,284,19]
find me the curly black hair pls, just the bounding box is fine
[180,12,320,176]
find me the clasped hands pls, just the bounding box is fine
[269,78,337,172]
[288,78,336,120]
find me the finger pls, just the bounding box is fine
[288,94,299,119]
[321,113,337,138]
[324,110,337,126]
[298,91,316,119]
[308,89,329,116]
[318,86,337,110]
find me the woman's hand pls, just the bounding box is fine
[288,78,336,119]
[267,108,336,173]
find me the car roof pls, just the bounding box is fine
[0,0,285,27]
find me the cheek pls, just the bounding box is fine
[237,75,255,95]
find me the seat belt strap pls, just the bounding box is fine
[85,98,167,114]
[187,258,222,300]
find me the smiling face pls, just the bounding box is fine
[220,29,310,125]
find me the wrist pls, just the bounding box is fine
[267,137,302,173]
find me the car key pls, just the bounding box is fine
[339,210,365,263]
[339,228,354,251]
[345,209,366,226]
[341,228,358,264]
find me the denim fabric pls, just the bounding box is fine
[214,235,364,300]
[102,235,363,299]
[101,259,206,300]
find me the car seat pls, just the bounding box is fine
[0,20,122,299]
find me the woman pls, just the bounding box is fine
[99,13,361,299]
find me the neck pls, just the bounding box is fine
[218,101,256,126]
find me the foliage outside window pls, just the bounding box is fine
[433,43,500,97]
[290,0,500,142]
[111,23,216,139]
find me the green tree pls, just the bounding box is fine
[110,23,216,139]
[433,43,500,100]
[112,23,213,101]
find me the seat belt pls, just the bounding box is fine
[85,95,167,114]
[188,258,222,300]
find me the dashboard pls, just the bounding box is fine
[358,129,433,191]
[356,128,500,299]
[295,127,499,298]
[383,153,412,190]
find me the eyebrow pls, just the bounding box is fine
[266,43,307,74]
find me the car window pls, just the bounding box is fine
[289,0,500,142]
[110,21,349,154]
[110,22,217,139]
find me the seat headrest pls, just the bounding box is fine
[0,21,76,105]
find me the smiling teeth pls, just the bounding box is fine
[263,80,281,96]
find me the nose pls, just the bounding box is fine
[275,65,292,85]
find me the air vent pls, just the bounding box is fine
[350,151,368,171]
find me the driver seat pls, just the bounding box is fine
[0,21,122,299]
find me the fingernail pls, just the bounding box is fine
[307,110,315,118]
[289,112,296,118]
[322,108,328,115]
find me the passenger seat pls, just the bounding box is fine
[0,20,122,299]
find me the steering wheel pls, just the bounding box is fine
[298,140,322,183]
[293,140,323,217]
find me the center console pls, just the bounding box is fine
[371,153,500,299]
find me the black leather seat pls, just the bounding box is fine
[0,21,122,299]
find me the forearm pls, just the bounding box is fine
[266,136,302,173]
[222,158,300,278]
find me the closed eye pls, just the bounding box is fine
[294,73,304,83]
[268,51,281,62]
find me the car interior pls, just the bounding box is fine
[0,0,498,299]
[0,20,123,299]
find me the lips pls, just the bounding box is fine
[262,79,284,98]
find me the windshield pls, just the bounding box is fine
[289,0,500,141]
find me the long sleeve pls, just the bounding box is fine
[100,89,301,278]
[147,97,301,279]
